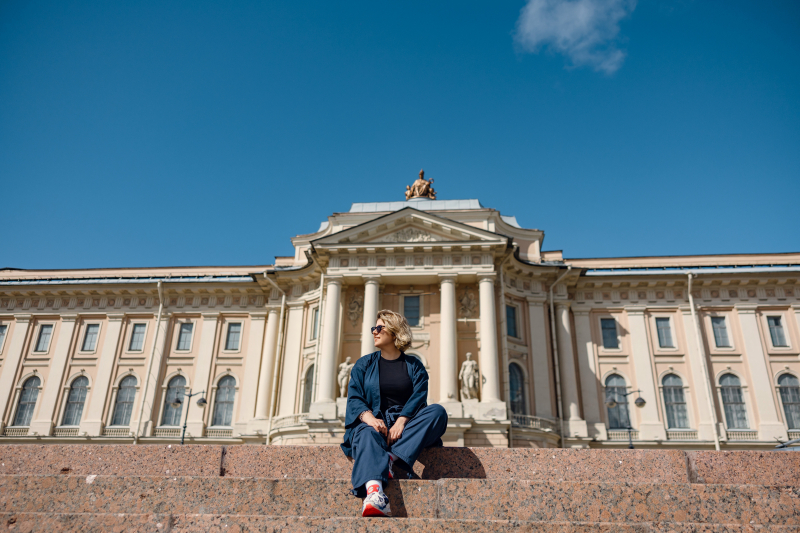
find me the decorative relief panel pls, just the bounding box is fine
[348,290,363,327]
[458,288,477,318]
[377,228,442,243]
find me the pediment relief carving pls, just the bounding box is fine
[374,227,444,243]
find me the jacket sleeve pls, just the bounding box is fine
[344,360,371,430]
[400,359,429,419]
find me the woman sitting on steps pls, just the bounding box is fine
[340,309,449,518]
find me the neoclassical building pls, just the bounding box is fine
[1,189,799,449]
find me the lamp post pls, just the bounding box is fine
[605,389,646,449]
[170,388,208,445]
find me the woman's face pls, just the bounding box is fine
[373,318,394,350]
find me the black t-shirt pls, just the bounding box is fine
[379,353,413,415]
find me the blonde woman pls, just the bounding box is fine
[340,309,448,518]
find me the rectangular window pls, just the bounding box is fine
[404,296,421,327]
[506,305,518,338]
[129,324,146,351]
[225,323,242,351]
[711,317,730,348]
[176,323,193,351]
[655,317,674,348]
[310,307,319,340]
[600,318,619,349]
[34,324,54,352]
[767,316,788,347]
[0,324,7,351]
[81,324,100,352]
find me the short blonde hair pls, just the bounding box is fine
[376,309,413,352]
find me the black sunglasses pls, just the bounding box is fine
[371,325,389,334]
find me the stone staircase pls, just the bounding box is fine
[1,444,798,532]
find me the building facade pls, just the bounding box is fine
[1,196,799,449]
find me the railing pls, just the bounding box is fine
[608,429,639,441]
[271,413,310,430]
[725,430,758,441]
[53,427,79,437]
[153,427,181,438]
[3,427,29,437]
[206,428,233,438]
[103,427,132,437]
[667,429,698,441]
[789,430,800,440]
[510,414,560,434]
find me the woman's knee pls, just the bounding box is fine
[429,403,448,423]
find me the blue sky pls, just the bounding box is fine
[2,0,798,269]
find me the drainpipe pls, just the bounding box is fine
[263,271,287,444]
[134,280,165,444]
[687,273,721,451]
[548,265,572,447]
[497,252,513,448]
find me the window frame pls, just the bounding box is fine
[300,363,315,414]
[505,304,520,340]
[759,310,797,355]
[703,312,739,355]
[160,374,188,427]
[401,293,424,328]
[648,312,683,356]
[32,322,55,354]
[716,372,750,431]
[174,321,195,352]
[660,373,692,430]
[12,375,42,427]
[600,317,620,350]
[776,372,800,431]
[210,374,238,428]
[222,321,243,353]
[127,322,148,353]
[508,361,527,415]
[108,374,139,428]
[604,373,632,430]
[59,375,90,427]
[79,322,102,354]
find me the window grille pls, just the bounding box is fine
[404,296,421,327]
[62,376,89,426]
[176,323,193,351]
[34,324,53,352]
[506,305,518,338]
[302,365,315,413]
[162,376,186,426]
[778,374,800,430]
[13,376,41,426]
[600,318,619,349]
[225,323,241,351]
[111,375,137,426]
[662,374,689,429]
[212,376,236,427]
[711,317,730,348]
[605,374,630,429]
[719,373,748,429]
[129,324,146,351]
[509,363,526,415]
[767,316,788,347]
[655,317,674,348]
[82,324,99,351]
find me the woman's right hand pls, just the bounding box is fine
[361,411,387,437]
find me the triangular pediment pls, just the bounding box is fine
[311,207,508,248]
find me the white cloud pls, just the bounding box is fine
[515,0,637,74]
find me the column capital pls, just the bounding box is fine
[325,276,343,287]
[362,275,381,284]
[438,273,458,284]
[201,311,221,319]
[13,314,32,323]
[525,296,546,304]
[477,273,497,283]
[60,314,79,323]
[734,304,758,314]
[106,314,126,322]
[554,301,571,310]
[625,306,646,316]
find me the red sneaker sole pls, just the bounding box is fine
[362,503,390,517]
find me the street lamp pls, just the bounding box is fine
[605,389,646,449]
[172,388,208,445]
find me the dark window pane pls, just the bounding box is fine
[767,316,788,347]
[404,296,420,327]
[509,363,526,414]
[129,324,146,351]
[719,373,748,429]
[506,306,518,338]
[605,374,630,429]
[662,374,689,428]
[111,376,137,426]
[162,376,186,426]
[302,365,315,413]
[601,319,619,349]
[176,324,193,351]
[212,376,236,426]
[711,317,730,348]
[82,324,100,352]
[13,376,41,426]
[0,324,7,349]
[225,323,241,351]
[35,324,53,352]
[778,374,800,430]
[656,317,674,348]
[62,376,89,426]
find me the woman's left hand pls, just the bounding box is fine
[387,416,408,445]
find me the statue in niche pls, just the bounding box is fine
[458,288,477,318]
[347,290,363,327]
[405,169,437,200]
[338,357,355,398]
[459,352,480,401]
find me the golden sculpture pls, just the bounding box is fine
[405,169,437,200]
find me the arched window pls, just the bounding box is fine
[302,365,315,413]
[662,374,689,429]
[61,376,89,426]
[162,376,186,426]
[212,376,236,427]
[719,374,748,429]
[605,374,630,429]
[778,374,800,430]
[13,376,41,427]
[509,363,526,414]
[111,376,137,426]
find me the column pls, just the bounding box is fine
[313,278,342,415]
[133,313,170,437]
[527,299,553,419]
[185,312,220,437]
[234,311,267,435]
[80,314,124,435]
[555,302,588,438]
[439,275,461,416]
[360,276,380,357]
[277,302,307,416]
[30,315,77,436]
[681,308,716,441]
[477,274,506,419]
[253,308,279,420]
[573,310,606,439]
[736,305,787,441]
[0,316,31,433]
[626,308,667,441]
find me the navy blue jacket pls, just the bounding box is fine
[340,350,436,457]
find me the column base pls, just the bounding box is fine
[185,421,206,439]
[588,421,608,440]
[79,420,105,437]
[245,419,272,436]
[466,400,507,421]
[438,401,463,418]
[696,422,718,442]
[28,420,55,437]
[336,397,348,419]
[758,422,788,442]
[565,418,588,438]
[309,400,337,420]
[639,422,667,441]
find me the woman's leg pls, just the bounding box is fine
[390,404,448,469]
[351,422,391,493]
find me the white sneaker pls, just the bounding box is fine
[361,489,391,517]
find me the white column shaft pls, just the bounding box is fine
[478,276,501,403]
[555,304,581,421]
[360,278,380,357]
[527,300,553,418]
[439,276,458,403]
[573,311,604,438]
[0,317,32,431]
[316,279,342,403]
[254,309,280,419]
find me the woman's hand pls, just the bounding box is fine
[361,411,387,437]
[387,416,408,445]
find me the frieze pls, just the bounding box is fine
[377,227,442,243]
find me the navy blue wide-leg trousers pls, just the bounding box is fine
[350,404,448,493]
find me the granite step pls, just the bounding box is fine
[1,476,798,525]
[2,445,798,486]
[2,513,799,533]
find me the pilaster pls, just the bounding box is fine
[80,314,125,436]
[626,307,667,441]
[0,315,31,433]
[30,315,78,436]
